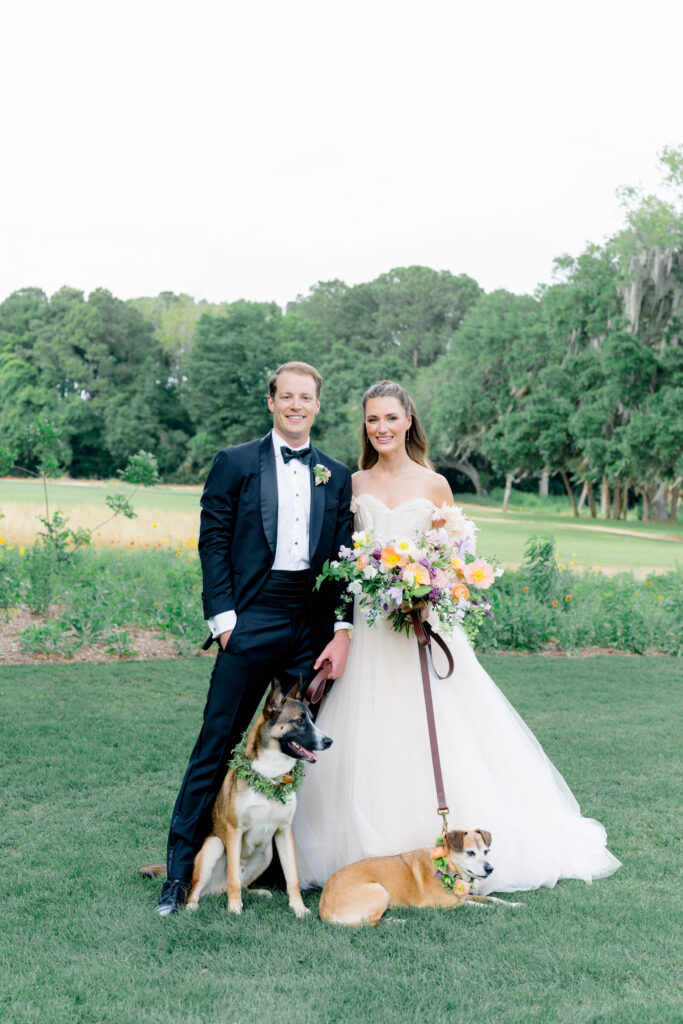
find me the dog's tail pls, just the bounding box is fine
[139,864,166,879]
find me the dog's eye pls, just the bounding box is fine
[466,850,475,856]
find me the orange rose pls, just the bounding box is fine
[451,583,470,601]
[356,554,369,570]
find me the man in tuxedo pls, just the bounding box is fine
[157,361,353,916]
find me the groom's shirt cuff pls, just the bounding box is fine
[208,610,237,637]
[334,621,353,633]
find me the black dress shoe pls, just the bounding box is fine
[156,878,190,917]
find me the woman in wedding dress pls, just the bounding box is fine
[293,380,621,893]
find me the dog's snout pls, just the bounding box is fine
[484,862,493,875]
[322,735,333,749]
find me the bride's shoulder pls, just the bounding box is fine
[425,471,455,508]
[351,469,371,493]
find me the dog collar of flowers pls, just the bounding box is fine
[228,739,305,804]
[313,463,331,486]
[431,836,479,896]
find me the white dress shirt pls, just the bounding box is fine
[208,430,351,638]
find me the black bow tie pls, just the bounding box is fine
[280,445,312,465]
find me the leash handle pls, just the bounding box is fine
[410,609,454,825]
[304,659,334,708]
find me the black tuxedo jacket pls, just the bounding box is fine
[198,433,354,655]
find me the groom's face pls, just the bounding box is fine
[267,371,320,445]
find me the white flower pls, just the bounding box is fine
[352,530,371,549]
[394,536,416,559]
[494,566,504,577]
[363,565,378,579]
[348,580,363,595]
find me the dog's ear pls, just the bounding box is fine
[264,679,286,718]
[476,829,492,848]
[444,830,466,852]
[286,675,303,701]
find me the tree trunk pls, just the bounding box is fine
[601,475,610,517]
[502,473,514,513]
[642,489,649,522]
[670,482,680,523]
[620,485,628,520]
[586,480,597,518]
[650,481,668,521]
[443,459,483,495]
[538,470,549,497]
[577,481,587,512]
[560,469,579,517]
[611,479,621,520]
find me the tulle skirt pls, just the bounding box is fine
[293,612,621,893]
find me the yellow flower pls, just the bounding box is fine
[657,595,663,600]
[153,523,158,528]
[19,547,25,555]
[633,592,639,597]
[0,538,4,545]
[569,561,575,567]
[551,600,559,608]
[645,581,653,587]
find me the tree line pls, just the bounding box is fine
[1,149,681,520]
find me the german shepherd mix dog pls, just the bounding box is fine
[142,680,331,918]
[320,829,522,926]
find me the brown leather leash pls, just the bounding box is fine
[409,609,454,832]
[303,659,334,708]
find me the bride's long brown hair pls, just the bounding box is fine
[359,380,433,470]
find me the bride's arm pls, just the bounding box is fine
[430,474,456,528]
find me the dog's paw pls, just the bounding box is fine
[228,899,243,915]
[291,903,311,918]
[186,900,199,912]
[248,888,273,898]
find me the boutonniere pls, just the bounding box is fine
[313,463,331,486]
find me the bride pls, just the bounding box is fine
[293,380,621,893]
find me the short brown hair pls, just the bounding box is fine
[268,361,322,398]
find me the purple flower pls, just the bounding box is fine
[387,587,403,605]
[428,587,441,603]
[372,547,382,560]
[434,870,443,879]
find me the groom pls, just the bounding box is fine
[157,361,354,915]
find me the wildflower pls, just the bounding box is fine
[551,600,559,608]
[633,592,639,597]
[19,546,25,555]
[569,561,575,566]
[453,877,470,896]
[162,539,168,545]
[395,536,416,558]
[565,595,572,602]
[356,554,369,571]
[153,523,158,528]
[401,563,431,587]
[557,563,564,569]
[522,586,528,592]
[451,554,466,575]
[176,552,181,558]
[0,538,4,545]
[130,541,135,546]
[645,581,653,587]
[464,559,495,589]
[380,545,408,569]
[451,583,470,601]
[135,576,141,582]
[657,595,663,600]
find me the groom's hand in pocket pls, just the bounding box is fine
[219,630,233,650]
[314,630,351,679]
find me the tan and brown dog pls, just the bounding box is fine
[319,829,522,926]
[142,679,331,917]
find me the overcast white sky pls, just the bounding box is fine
[1,0,681,307]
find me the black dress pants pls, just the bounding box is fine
[166,593,316,883]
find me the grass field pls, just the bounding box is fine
[1,655,681,1024]
[1,477,681,574]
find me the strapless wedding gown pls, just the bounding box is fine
[293,494,621,893]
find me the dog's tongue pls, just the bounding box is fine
[290,741,317,763]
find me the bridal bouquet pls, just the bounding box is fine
[316,504,502,641]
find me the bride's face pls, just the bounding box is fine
[364,397,412,456]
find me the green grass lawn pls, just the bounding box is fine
[1,656,680,1023]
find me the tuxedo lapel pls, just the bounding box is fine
[308,446,325,559]
[259,434,278,558]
